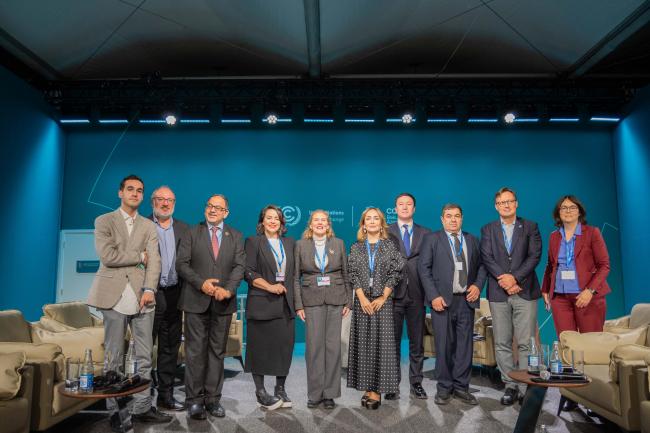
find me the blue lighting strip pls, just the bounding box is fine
[303,118,334,123]
[221,119,251,124]
[590,117,620,122]
[139,119,166,124]
[262,118,293,123]
[427,118,458,123]
[99,119,129,124]
[514,118,539,123]
[468,118,498,123]
[549,118,580,122]
[386,118,417,123]
[180,119,210,124]
[60,119,90,124]
[344,119,375,123]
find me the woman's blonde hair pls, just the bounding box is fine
[356,207,389,241]
[302,209,336,239]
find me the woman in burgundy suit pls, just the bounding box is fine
[542,195,611,336]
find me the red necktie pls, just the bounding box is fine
[211,227,220,260]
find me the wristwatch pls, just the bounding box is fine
[587,288,597,295]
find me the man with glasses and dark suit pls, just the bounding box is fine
[177,194,245,420]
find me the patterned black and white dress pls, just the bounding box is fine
[347,237,405,393]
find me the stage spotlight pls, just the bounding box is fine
[165,114,177,125]
[266,114,278,125]
[504,113,516,124]
[401,113,413,124]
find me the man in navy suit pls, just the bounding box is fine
[387,193,431,400]
[480,187,542,405]
[419,203,487,405]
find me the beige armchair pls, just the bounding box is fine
[0,310,99,431]
[0,352,33,433]
[38,301,103,332]
[638,356,650,433]
[424,298,496,368]
[558,323,650,432]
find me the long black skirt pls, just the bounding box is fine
[244,313,295,376]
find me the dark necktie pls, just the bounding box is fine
[452,233,468,287]
[402,224,411,256]
[211,227,220,260]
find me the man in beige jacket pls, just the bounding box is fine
[87,174,171,429]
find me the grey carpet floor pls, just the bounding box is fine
[47,353,610,433]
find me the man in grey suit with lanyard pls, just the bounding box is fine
[480,187,542,406]
[176,194,245,420]
[387,193,430,400]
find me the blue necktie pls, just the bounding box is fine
[402,224,411,256]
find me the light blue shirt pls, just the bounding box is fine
[555,223,582,294]
[154,216,177,287]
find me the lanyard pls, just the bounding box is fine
[501,223,513,254]
[560,227,576,266]
[315,245,327,274]
[447,232,464,260]
[366,240,378,275]
[267,239,285,271]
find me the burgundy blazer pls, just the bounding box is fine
[541,224,611,298]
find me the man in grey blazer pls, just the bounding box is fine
[87,174,172,428]
[387,193,430,400]
[480,187,542,405]
[176,194,245,420]
[419,204,487,405]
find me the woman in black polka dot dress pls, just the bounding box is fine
[347,207,405,409]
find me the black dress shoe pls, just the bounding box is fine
[157,395,185,411]
[323,399,335,409]
[206,402,226,418]
[361,394,369,407]
[131,406,173,423]
[365,398,381,410]
[501,388,520,406]
[410,383,428,399]
[307,399,321,408]
[564,400,579,411]
[256,389,283,411]
[188,403,206,420]
[109,413,124,433]
[453,389,478,405]
[274,385,293,408]
[384,392,399,400]
[434,392,451,405]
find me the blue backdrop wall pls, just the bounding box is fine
[0,66,65,320]
[61,127,624,343]
[614,87,650,311]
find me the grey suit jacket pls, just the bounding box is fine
[293,237,352,310]
[388,222,431,302]
[87,209,161,309]
[418,230,487,309]
[176,221,246,315]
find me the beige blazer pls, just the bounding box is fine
[87,209,161,309]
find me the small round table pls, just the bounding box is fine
[508,370,590,433]
[60,382,150,433]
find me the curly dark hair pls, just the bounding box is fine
[256,205,288,236]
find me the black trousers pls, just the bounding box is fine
[183,303,232,405]
[432,294,474,393]
[393,299,425,385]
[152,284,183,397]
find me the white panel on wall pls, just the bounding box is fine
[56,229,97,303]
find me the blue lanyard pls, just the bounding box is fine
[501,223,513,254]
[560,227,576,266]
[314,245,327,274]
[365,240,378,275]
[267,239,285,271]
[447,232,464,260]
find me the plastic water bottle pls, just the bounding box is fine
[528,337,540,373]
[550,341,563,374]
[125,338,138,378]
[79,349,94,393]
[539,424,548,433]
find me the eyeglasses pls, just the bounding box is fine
[496,199,517,207]
[206,204,228,212]
[153,197,175,203]
[560,205,578,212]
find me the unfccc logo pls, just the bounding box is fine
[282,205,302,227]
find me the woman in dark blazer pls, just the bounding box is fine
[542,195,611,336]
[347,207,405,410]
[244,204,296,410]
[294,210,351,409]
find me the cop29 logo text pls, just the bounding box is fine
[282,205,302,227]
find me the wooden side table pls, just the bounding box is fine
[60,381,150,433]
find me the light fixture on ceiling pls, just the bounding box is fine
[265,114,278,125]
[165,114,177,125]
[504,112,516,124]
[401,113,413,124]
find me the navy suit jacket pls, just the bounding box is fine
[418,230,487,309]
[479,217,542,302]
[389,222,431,302]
